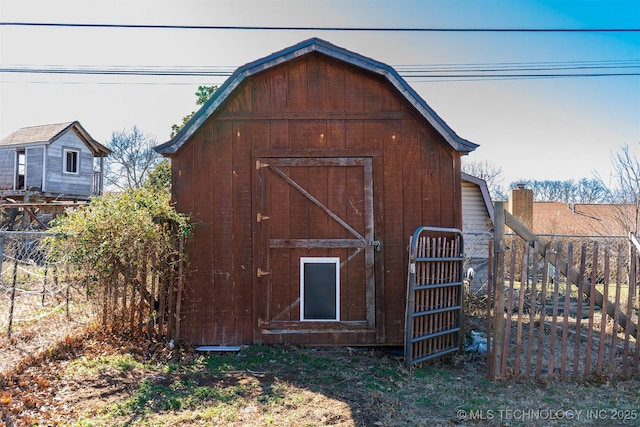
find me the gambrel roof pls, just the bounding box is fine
[156,37,479,155]
[0,121,111,156]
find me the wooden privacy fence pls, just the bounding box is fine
[488,202,640,379]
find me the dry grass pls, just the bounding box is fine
[0,329,638,426]
[1,287,639,427]
[0,276,92,377]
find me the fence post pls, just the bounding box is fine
[491,201,506,379]
[0,233,4,277]
[486,240,493,376]
[7,240,19,341]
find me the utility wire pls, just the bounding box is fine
[1,22,639,32]
[2,61,639,80]
[5,59,637,72]
[2,69,638,78]
[0,67,233,77]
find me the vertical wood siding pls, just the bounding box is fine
[172,53,462,345]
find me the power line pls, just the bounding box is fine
[409,73,640,82]
[2,61,638,81]
[0,80,214,86]
[2,69,638,79]
[0,67,232,77]
[1,22,639,32]
[397,61,640,73]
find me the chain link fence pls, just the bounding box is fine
[0,231,86,340]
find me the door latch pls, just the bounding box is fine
[369,240,381,252]
[256,213,271,223]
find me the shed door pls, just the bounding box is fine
[254,156,377,334]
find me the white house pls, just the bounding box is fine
[461,172,494,288]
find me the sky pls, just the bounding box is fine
[1,0,639,189]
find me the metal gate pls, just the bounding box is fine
[404,226,464,368]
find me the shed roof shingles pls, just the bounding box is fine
[0,122,74,146]
[0,121,111,156]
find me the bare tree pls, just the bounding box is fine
[462,159,506,200]
[575,178,611,203]
[605,143,640,234]
[105,126,162,191]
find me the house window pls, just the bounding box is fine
[64,149,79,174]
[300,257,340,321]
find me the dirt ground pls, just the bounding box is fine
[1,293,640,426]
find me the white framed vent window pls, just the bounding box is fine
[300,257,340,321]
[63,149,79,174]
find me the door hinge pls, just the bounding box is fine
[256,212,271,223]
[257,268,271,277]
[256,160,269,170]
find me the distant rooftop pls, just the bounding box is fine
[533,201,630,237]
[0,122,76,146]
[0,121,110,156]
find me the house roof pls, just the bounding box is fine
[155,37,479,155]
[0,121,111,156]
[533,201,629,237]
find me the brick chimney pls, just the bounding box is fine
[508,184,533,229]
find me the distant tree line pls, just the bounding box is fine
[463,145,640,207]
[505,178,610,204]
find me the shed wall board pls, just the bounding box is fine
[26,147,43,190]
[0,150,14,189]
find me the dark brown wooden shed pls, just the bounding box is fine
[155,38,478,346]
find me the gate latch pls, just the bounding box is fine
[369,240,382,252]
